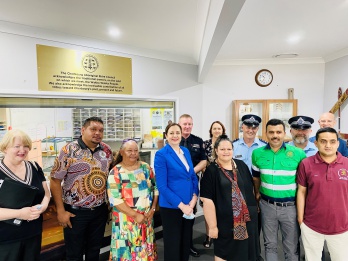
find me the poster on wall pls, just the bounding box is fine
[163,109,173,127]
[37,44,132,94]
[151,109,163,130]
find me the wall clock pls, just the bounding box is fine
[255,69,273,87]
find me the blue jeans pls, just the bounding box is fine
[260,199,300,261]
[63,203,108,261]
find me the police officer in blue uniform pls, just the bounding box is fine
[287,116,318,157]
[179,114,207,258]
[232,114,266,261]
[233,114,267,171]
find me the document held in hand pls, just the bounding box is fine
[0,177,39,226]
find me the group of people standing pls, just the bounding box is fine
[0,111,347,261]
[157,112,348,261]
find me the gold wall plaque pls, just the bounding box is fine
[37,44,132,94]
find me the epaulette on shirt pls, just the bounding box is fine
[232,138,267,144]
[259,138,268,144]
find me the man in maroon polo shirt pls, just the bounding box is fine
[297,127,348,261]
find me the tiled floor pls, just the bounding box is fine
[100,215,331,261]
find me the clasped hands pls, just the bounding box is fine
[134,211,154,224]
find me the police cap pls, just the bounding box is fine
[241,114,261,127]
[288,116,314,130]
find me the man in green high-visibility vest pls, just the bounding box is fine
[252,118,306,261]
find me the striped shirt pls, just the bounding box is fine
[252,143,306,202]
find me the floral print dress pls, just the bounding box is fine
[203,139,214,163]
[107,161,158,261]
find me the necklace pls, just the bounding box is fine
[216,159,236,170]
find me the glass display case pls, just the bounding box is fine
[41,137,73,173]
[232,99,298,141]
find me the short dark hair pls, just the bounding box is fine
[83,117,103,127]
[315,127,338,141]
[209,121,226,138]
[164,123,182,136]
[213,134,233,159]
[266,118,285,131]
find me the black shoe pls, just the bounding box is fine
[190,247,200,257]
[203,235,213,248]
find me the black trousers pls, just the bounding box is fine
[63,203,108,261]
[0,234,41,261]
[160,207,194,261]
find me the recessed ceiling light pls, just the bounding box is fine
[108,28,121,38]
[272,53,299,58]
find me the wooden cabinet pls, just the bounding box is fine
[232,99,298,141]
[26,140,43,167]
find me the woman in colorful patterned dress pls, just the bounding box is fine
[107,139,158,261]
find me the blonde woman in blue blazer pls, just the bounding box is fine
[154,123,199,261]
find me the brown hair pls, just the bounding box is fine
[164,123,182,137]
[209,121,226,138]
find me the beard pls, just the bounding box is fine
[294,135,308,144]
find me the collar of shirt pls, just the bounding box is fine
[264,142,286,150]
[288,140,317,151]
[77,136,103,152]
[313,151,344,165]
[240,138,260,146]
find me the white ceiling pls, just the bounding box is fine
[1,0,348,80]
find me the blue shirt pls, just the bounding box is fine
[309,136,348,157]
[287,141,318,157]
[232,137,267,171]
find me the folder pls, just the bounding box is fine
[0,177,39,226]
